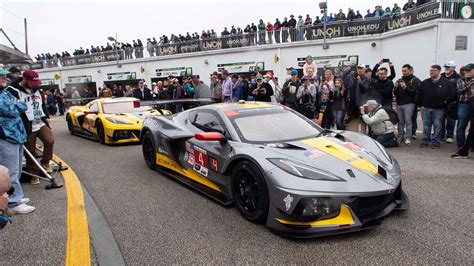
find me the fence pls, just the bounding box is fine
[31,1,472,70]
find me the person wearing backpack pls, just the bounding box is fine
[360,100,398,148]
[394,64,421,145]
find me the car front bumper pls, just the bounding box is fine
[266,184,409,238]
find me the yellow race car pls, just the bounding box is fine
[66,97,166,145]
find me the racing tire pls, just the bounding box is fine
[66,115,74,135]
[232,161,269,224]
[142,130,157,170]
[96,120,106,144]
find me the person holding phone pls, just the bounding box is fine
[369,59,396,108]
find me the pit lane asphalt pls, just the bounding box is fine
[51,118,474,264]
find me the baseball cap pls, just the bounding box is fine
[301,76,309,81]
[8,66,21,74]
[357,64,366,69]
[343,61,352,67]
[152,82,157,85]
[443,61,455,68]
[290,69,298,75]
[256,74,263,80]
[22,70,42,87]
[0,67,10,77]
[363,100,378,107]
[286,67,294,70]
[263,72,273,78]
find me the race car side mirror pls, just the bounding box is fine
[195,132,226,142]
[83,110,98,115]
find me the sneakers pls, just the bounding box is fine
[30,177,40,185]
[8,203,35,215]
[43,163,53,173]
[451,153,468,159]
[404,139,411,145]
[412,135,417,140]
[446,138,454,143]
[432,143,440,149]
[21,198,30,204]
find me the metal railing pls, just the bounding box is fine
[30,1,471,70]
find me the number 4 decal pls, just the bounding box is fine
[210,157,218,172]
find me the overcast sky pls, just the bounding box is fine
[2,0,398,57]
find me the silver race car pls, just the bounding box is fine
[140,101,408,237]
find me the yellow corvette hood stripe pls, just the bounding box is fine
[276,205,354,227]
[301,138,379,175]
[156,153,223,193]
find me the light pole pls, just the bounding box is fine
[319,1,329,49]
[108,33,119,65]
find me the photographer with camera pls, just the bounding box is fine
[252,74,273,102]
[360,100,398,148]
[282,69,302,110]
[369,59,396,108]
[394,64,421,145]
[297,76,317,118]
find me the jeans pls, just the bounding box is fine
[275,30,281,43]
[0,140,24,208]
[421,108,445,145]
[456,103,472,148]
[332,110,345,130]
[412,108,418,136]
[396,103,415,140]
[374,132,397,148]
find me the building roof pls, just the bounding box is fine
[0,44,32,64]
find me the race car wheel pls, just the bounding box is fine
[96,120,106,144]
[232,161,269,223]
[142,131,156,170]
[66,115,74,134]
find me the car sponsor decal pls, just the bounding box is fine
[303,149,325,160]
[283,195,294,211]
[341,142,366,153]
[155,153,223,192]
[187,153,195,166]
[209,157,219,172]
[185,141,194,153]
[193,146,209,177]
[158,147,170,156]
[301,138,378,175]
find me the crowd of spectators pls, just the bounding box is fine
[35,1,433,66]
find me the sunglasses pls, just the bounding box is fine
[7,186,14,196]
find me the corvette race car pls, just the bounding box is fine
[66,97,167,144]
[141,101,409,237]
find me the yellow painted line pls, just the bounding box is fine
[51,153,91,266]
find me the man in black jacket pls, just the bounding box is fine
[394,64,421,145]
[281,17,289,43]
[369,61,396,108]
[288,15,297,42]
[418,65,456,148]
[132,80,153,101]
[440,61,461,143]
[252,74,274,102]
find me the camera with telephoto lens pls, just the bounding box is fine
[364,106,369,114]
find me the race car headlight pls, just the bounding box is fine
[268,158,344,181]
[301,197,341,219]
[105,117,134,125]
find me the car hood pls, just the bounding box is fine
[261,135,399,193]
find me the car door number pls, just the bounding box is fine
[193,146,209,177]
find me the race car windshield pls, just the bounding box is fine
[102,101,151,114]
[230,108,323,143]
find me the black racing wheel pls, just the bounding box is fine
[96,120,106,144]
[66,115,74,134]
[232,161,269,223]
[142,130,156,170]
